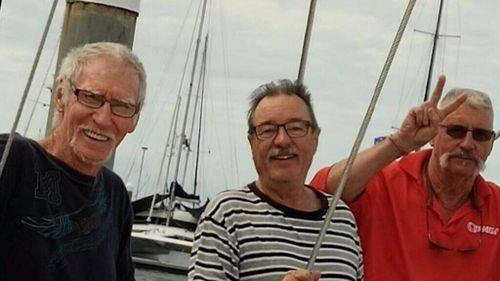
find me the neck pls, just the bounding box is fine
[425,161,475,218]
[37,133,100,176]
[256,179,320,211]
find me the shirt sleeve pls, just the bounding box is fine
[113,177,136,281]
[188,202,239,281]
[0,134,20,219]
[309,166,331,192]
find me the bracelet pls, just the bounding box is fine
[387,135,408,155]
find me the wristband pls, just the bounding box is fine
[387,135,408,155]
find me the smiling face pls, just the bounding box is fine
[431,103,494,178]
[49,55,140,174]
[248,93,320,186]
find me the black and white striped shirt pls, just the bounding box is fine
[188,182,363,281]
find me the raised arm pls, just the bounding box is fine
[321,76,466,202]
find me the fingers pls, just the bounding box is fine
[411,105,432,128]
[429,75,446,107]
[438,93,467,119]
[283,269,321,281]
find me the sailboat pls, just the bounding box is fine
[130,0,211,273]
[379,0,458,145]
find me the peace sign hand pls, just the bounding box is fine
[391,75,467,153]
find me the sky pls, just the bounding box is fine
[1,0,500,201]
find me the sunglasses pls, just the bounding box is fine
[439,124,495,142]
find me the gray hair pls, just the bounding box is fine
[52,42,146,127]
[440,88,493,119]
[246,79,319,134]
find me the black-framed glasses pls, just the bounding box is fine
[69,81,139,118]
[440,124,495,142]
[252,120,312,140]
[426,205,482,252]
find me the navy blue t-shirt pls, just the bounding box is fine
[0,133,135,280]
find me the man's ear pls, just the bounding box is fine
[128,114,140,133]
[313,127,321,153]
[54,83,65,112]
[486,137,495,157]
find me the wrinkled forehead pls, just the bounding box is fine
[253,94,310,123]
[442,103,494,129]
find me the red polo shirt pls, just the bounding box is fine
[310,150,500,281]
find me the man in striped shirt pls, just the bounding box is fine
[188,79,363,281]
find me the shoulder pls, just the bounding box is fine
[0,133,34,152]
[98,167,131,203]
[477,176,500,198]
[309,166,331,191]
[368,150,430,186]
[206,185,257,209]
[100,166,125,184]
[201,185,262,219]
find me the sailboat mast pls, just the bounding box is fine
[166,0,209,227]
[193,35,209,196]
[181,34,208,188]
[423,0,444,101]
[297,0,317,84]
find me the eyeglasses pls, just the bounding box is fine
[70,81,139,118]
[252,120,312,140]
[426,205,482,252]
[439,124,495,142]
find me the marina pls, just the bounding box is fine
[1,0,500,279]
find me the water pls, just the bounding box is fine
[135,266,186,281]
[131,236,190,280]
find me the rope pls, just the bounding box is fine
[0,0,59,179]
[306,0,417,270]
[24,35,61,136]
[298,0,318,84]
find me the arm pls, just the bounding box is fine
[116,185,136,281]
[188,201,239,280]
[328,137,404,202]
[323,76,466,202]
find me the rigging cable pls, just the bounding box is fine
[166,0,209,227]
[452,0,463,86]
[24,34,61,136]
[0,0,59,179]
[423,0,444,101]
[306,0,417,270]
[180,1,213,189]
[297,0,318,84]
[123,0,199,184]
[192,35,208,196]
[216,0,239,188]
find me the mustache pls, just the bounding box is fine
[268,147,298,158]
[439,149,486,171]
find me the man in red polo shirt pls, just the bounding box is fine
[310,76,500,281]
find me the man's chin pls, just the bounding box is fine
[72,147,112,166]
[445,162,483,177]
[269,171,303,183]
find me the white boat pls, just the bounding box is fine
[130,0,210,273]
[131,181,208,272]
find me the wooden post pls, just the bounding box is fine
[45,0,140,169]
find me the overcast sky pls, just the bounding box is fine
[1,0,500,200]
